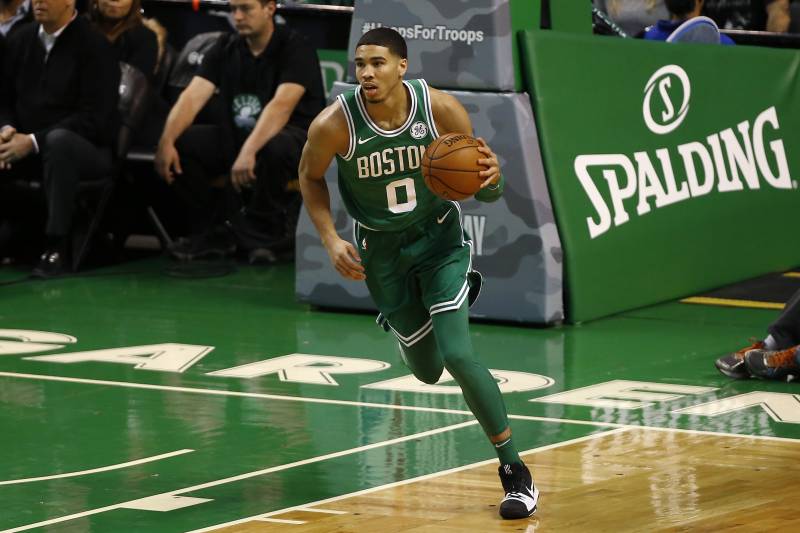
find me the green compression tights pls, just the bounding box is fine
[399,303,521,465]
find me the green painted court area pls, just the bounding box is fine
[1,257,799,532]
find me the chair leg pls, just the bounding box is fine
[72,182,115,272]
[146,206,173,249]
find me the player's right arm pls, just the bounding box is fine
[298,103,366,281]
[155,76,216,183]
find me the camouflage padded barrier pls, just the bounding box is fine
[295,82,563,325]
[346,0,518,91]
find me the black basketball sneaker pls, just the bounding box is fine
[498,462,539,519]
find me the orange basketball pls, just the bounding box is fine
[421,133,485,201]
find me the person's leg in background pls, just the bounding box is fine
[766,287,800,348]
[0,156,43,262]
[744,287,800,380]
[166,124,239,261]
[172,124,235,236]
[716,286,800,379]
[34,128,113,277]
[226,124,306,263]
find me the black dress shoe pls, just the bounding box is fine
[31,250,69,278]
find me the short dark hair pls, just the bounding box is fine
[356,27,407,59]
[666,0,697,17]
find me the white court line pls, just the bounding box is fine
[3,372,800,441]
[0,372,476,416]
[0,371,622,428]
[186,428,632,533]
[0,449,194,486]
[1,372,798,532]
[3,372,799,440]
[187,424,800,533]
[0,420,480,533]
[255,518,305,525]
[295,507,347,515]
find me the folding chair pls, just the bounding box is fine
[70,62,154,271]
[125,31,228,248]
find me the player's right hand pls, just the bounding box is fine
[154,142,182,184]
[324,237,366,281]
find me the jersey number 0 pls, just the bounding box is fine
[386,178,418,214]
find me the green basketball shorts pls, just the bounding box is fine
[354,201,481,347]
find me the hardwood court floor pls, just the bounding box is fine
[1,258,800,532]
[213,428,800,532]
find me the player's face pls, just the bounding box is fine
[354,45,407,104]
[230,0,274,37]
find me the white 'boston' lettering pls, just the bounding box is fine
[356,145,424,179]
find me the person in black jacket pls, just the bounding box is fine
[154,0,324,263]
[0,0,119,276]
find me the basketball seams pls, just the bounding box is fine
[421,132,484,200]
[426,166,483,173]
[423,135,448,163]
[425,174,473,198]
[430,143,483,161]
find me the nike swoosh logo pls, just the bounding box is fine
[437,208,452,224]
[358,135,377,145]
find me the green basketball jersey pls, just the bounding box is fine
[335,79,447,231]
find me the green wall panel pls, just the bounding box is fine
[520,31,800,321]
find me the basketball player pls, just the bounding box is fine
[298,27,537,519]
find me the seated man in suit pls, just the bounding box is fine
[0,0,119,276]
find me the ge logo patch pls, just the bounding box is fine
[642,65,691,135]
[410,121,428,140]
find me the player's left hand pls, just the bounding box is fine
[0,131,33,170]
[231,149,257,191]
[475,137,500,189]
